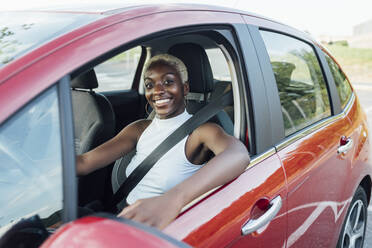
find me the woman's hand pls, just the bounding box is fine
[117,193,184,230]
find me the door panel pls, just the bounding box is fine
[278,116,353,247]
[164,153,287,248]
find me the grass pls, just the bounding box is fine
[324,44,372,83]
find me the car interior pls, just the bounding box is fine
[70,29,246,213]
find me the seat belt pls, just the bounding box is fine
[108,91,233,211]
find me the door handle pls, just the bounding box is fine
[337,138,353,155]
[241,195,282,236]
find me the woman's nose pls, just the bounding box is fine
[153,82,165,94]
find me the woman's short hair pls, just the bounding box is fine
[144,54,188,83]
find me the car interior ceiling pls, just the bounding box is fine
[70,32,236,212]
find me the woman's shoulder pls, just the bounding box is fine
[129,119,152,133]
[195,122,225,134]
[117,119,152,141]
[190,122,226,142]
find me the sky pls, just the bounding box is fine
[2,0,372,37]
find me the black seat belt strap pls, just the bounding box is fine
[108,91,233,210]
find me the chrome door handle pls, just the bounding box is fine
[337,138,353,155]
[241,196,282,236]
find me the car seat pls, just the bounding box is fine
[71,69,115,206]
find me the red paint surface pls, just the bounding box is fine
[278,95,371,247]
[164,154,287,248]
[41,216,179,248]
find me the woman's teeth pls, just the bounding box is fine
[155,99,170,105]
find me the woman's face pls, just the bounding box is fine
[144,63,189,119]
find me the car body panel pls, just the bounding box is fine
[277,112,354,247]
[164,152,287,247]
[41,215,187,248]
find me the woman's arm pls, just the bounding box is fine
[118,123,250,229]
[76,119,150,176]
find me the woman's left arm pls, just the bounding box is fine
[118,123,250,229]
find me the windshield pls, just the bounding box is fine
[0,11,101,67]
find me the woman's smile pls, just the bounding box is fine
[154,98,171,107]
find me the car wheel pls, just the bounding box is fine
[337,186,368,248]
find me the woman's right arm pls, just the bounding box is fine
[76,119,150,176]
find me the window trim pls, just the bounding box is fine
[275,92,355,152]
[58,75,77,223]
[218,44,241,139]
[315,46,342,115]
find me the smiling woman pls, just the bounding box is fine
[76,52,249,229]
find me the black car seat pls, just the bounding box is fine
[111,43,234,208]
[71,69,115,206]
[168,43,234,135]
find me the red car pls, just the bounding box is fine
[0,3,370,248]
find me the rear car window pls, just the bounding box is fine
[0,11,100,66]
[95,46,142,92]
[206,48,231,81]
[324,53,352,109]
[260,30,331,136]
[0,86,63,236]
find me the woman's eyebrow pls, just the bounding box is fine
[163,72,176,77]
[145,72,176,80]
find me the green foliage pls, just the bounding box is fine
[328,40,348,47]
[325,44,372,83]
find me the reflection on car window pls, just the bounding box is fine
[0,12,100,67]
[324,53,352,109]
[95,46,142,92]
[0,86,63,236]
[260,31,331,136]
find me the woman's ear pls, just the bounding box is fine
[183,81,190,96]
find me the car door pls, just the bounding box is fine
[163,20,288,248]
[249,23,355,247]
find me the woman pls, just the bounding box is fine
[76,54,250,229]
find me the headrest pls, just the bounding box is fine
[271,61,295,86]
[71,69,98,89]
[168,43,214,93]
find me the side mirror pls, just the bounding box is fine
[0,215,49,248]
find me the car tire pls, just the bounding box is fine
[337,186,368,248]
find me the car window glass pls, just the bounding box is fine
[260,31,331,136]
[0,12,100,67]
[206,48,231,81]
[95,46,142,92]
[324,53,352,109]
[0,86,63,236]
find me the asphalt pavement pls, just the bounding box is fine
[352,83,372,247]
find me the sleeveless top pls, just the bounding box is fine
[126,111,203,204]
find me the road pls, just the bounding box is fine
[353,83,372,247]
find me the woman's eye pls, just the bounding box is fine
[164,79,174,85]
[145,82,153,89]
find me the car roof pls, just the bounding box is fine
[6,1,269,19]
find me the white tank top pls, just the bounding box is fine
[126,111,203,204]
